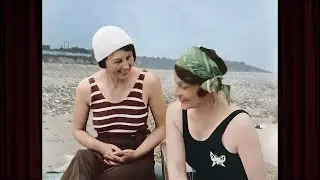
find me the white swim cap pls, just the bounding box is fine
[92,26,133,63]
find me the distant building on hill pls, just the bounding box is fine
[42,45,51,50]
[42,45,93,58]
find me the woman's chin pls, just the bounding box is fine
[118,71,131,79]
[119,73,129,79]
[180,101,192,110]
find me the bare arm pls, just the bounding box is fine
[166,102,188,180]
[72,79,115,154]
[235,114,265,180]
[134,73,166,158]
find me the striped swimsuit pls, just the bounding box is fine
[62,72,156,180]
[89,72,150,140]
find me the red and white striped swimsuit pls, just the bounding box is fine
[89,73,149,136]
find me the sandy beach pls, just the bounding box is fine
[42,62,278,179]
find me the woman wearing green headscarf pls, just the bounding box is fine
[165,47,265,180]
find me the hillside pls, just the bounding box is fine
[135,56,270,73]
[42,54,270,73]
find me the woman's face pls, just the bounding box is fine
[174,71,203,109]
[105,49,135,79]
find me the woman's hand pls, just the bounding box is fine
[113,149,138,163]
[98,143,123,165]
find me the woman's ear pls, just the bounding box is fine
[197,87,209,97]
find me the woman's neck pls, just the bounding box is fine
[192,92,230,120]
[104,70,130,89]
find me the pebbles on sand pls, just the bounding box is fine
[43,63,278,179]
[43,63,278,119]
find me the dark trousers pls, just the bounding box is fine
[61,132,156,180]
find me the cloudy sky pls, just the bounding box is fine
[43,0,278,72]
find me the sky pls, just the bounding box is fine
[43,0,278,72]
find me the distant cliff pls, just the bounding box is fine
[135,56,270,73]
[42,54,270,73]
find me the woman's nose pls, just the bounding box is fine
[122,61,129,69]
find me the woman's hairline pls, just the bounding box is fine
[98,44,135,68]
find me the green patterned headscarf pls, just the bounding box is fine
[175,46,231,104]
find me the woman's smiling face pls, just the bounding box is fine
[173,71,204,109]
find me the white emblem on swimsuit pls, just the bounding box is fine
[210,151,226,167]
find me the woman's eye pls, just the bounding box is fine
[126,55,132,60]
[180,84,189,89]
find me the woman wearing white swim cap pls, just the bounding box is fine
[62,26,166,180]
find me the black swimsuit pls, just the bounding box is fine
[183,109,249,180]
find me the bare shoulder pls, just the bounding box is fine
[227,104,253,128]
[227,105,252,127]
[167,101,183,131]
[80,70,105,88]
[227,109,257,143]
[77,77,91,92]
[142,70,161,86]
[167,100,181,112]
[230,111,252,128]
[76,76,94,104]
[139,70,163,97]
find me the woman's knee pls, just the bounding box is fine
[76,149,91,156]
[74,149,97,161]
